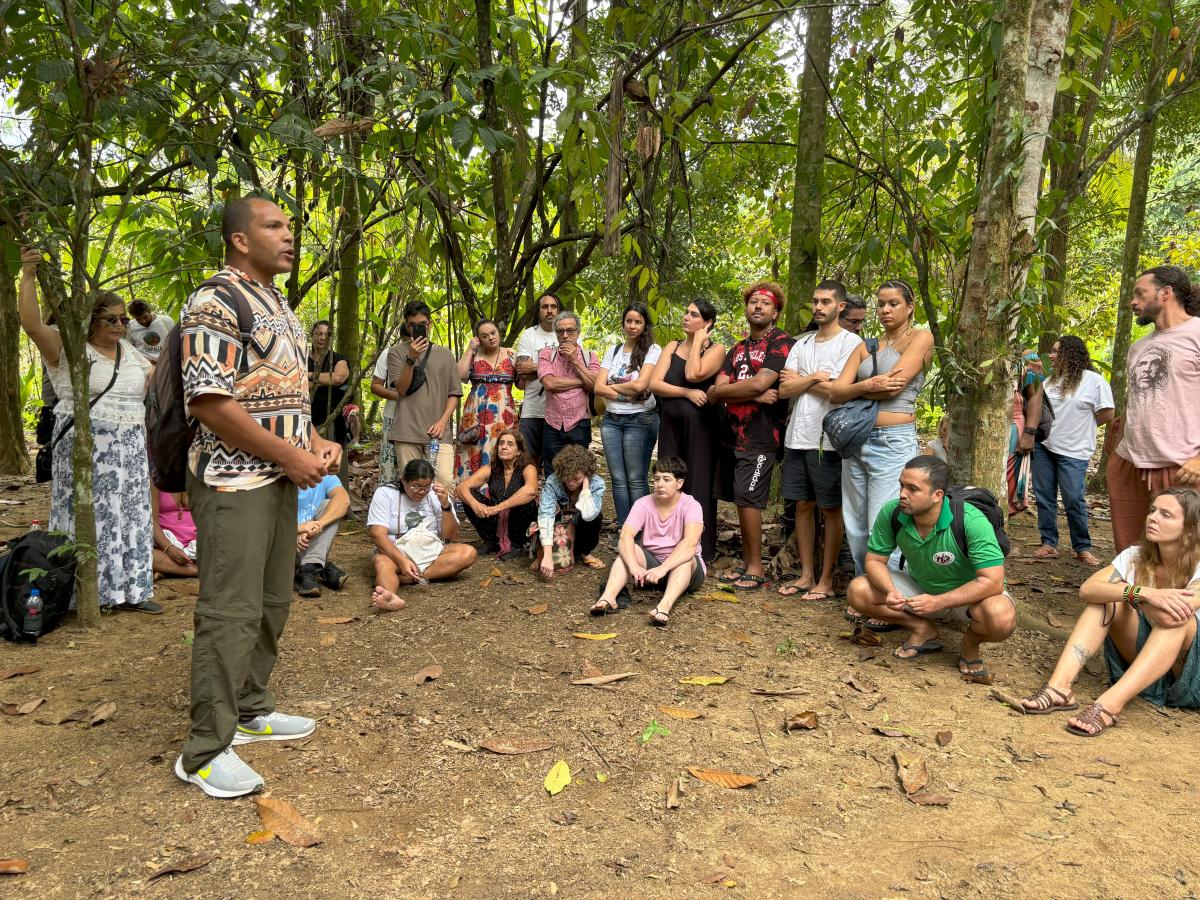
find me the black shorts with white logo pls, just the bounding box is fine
[716,447,778,510]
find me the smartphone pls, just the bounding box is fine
[410,322,428,341]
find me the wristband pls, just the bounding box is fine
[441,505,451,511]
[405,357,416,365]
[1023,427,1037,435]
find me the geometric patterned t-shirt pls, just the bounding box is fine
[181,267,311,491]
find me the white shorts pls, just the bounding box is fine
[887,566,1014,627]
[163,530,198,561]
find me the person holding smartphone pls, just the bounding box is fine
[649,297,727,562]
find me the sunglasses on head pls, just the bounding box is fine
[99,315,130,326]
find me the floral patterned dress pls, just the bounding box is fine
[455,353,517,478]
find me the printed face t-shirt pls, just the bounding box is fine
[1120,316,1200,468]
[601,343,662,415]
[128,314,173,361]
[720,326,794,452]
[623,492,705,574]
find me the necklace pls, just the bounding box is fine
[880,321,914,353]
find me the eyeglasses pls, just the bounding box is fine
[99,315,130,326]
[555,327,579,336]
[406,482,433,494]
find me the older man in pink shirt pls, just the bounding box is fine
[537,310,600,474]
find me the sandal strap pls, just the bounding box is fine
[1074,702,1117,732]
[1024,683,1070,711]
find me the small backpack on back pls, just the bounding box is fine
[0,531,77,643]
[147,279,255,492]
[891,485,1011,566]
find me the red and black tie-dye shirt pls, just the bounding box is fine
[720,326,795,452]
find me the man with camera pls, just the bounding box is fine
[385,300,462,476]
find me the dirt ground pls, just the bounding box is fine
[2,465,1200,900]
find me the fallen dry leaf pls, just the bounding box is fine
[665,777,684,809]
[658,706,704,720]
[761,601,783,616]
[702,871,726,884]
[960,669,994,685]
[894,750,929,795]
[573,632,618,641]
[750,686,808,697]
[850,626,881,646]
[147,853,215,881]
[480,577,493,588]
[544,760,571,795]
[988,688,1028,714]
[679,676,729,686]
[42,707,91,726]
[580,660,603,678]
[442,739,477,753]
[245,830,276,845]
[89,701,116,726]
[703,592,740,603]
[730,631,754,644]
[839,672,877,693]
[873,725,920,738]
[550,810,577,826]
[413,664,443,684]
[490,566,503,578]
[1046,610,1072,628]
[479,737,555,755]
[0,666,41,681]
[0,698,44,716]
[687,767,759,789]
[316,616,355,625]
[571,672,637,686]
[319,633,336,648]
[0,858,29,875]
[908,789,952,807]
[526,603,548,615]
[784,711,819,732]
[936,730,953,747]
[255,797,323,847]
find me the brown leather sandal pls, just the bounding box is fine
[1020,683,1078,715]
[1065,702,1118,737]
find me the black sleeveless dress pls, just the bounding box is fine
[657,343,720,561]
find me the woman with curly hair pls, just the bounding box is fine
[1019,488,1200,735]
[1032,336,1114,567]
[532,444,607,577]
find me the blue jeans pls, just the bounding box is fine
[542,419,591,476]
[842,423,917,574]
[601,409,660,525]
[1032,444,1092,552]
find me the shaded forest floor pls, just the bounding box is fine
[1,466,1199,899]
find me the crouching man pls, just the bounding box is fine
[846,456,1015,680]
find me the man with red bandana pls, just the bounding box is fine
[708,280,795,590]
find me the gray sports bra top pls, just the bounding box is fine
[856,345,925,416]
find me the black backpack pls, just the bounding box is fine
[147,278,254,492]
[891,485,1011,564]
[0,531,77,643]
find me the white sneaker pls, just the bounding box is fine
[174,748,264,798]
[232,711,317,745]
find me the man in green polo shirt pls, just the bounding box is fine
[846,456,1016,679]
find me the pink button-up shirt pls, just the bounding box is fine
[537,345,599,431]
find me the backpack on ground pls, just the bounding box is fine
[0,531,77,643]
[147,278,254,492]
[890,485,1011,566]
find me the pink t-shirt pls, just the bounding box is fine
[623,493,706,574]
[1119,316,1200,468]
[158,490,197,545]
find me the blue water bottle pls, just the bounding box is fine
[427,438,440,466]
[24,588,43,637]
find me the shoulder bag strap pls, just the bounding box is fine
[233,294,255,377]
[50,343,123,450]
[949,497,969,559]
[866,337,879,377]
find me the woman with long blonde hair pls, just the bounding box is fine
[1020,487,1200,735]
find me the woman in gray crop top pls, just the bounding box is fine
[829,280,935,602]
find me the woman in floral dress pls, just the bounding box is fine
[455,318,517,478]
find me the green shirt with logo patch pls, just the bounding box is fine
[867,498,1005,596]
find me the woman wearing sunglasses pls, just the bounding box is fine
[18,248,160,613]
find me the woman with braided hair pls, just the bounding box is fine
[1032,336,1114,567]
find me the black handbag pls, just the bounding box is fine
[35,345,123,484]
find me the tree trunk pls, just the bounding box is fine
[946,0,1035,499]
[477,0,514,311]
[785,0,833,333]
[1097,7,1170,481]
[0,240,31,475]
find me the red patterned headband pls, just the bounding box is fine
[749,289,782,310]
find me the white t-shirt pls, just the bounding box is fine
[367,484,458,539]
[373,352,397,419]
[515,325,559,419]
[600,343,662,415]
[783,329,863,451]
[1111,545,1200,592]
[127,314,173,361]
[1043,369,1114,460]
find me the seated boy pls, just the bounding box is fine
[295,473,351,597]
[846,455,1015,679]
[589,457,705,627]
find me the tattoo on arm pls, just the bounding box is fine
[1071,642,1091,666]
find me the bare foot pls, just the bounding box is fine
[581,554,606,570]
[371,586,406,611]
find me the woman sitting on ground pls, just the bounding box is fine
[589,457,705,627]
[455,428,538,559]
[1019,487,1200,736]
[152,489,199,580]
[534,444,606,577]
[367,459,478,611]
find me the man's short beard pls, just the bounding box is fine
[1136,313,1153,326]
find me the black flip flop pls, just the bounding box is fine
[891,639,944,660]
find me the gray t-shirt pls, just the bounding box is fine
[385,342,462,445]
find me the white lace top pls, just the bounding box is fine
[47,338,151,427]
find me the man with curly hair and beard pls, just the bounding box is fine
[1109,265,1200,551]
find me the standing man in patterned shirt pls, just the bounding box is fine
[174,196,342,798]
[708,281,795,591]
[537,310,600,474]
